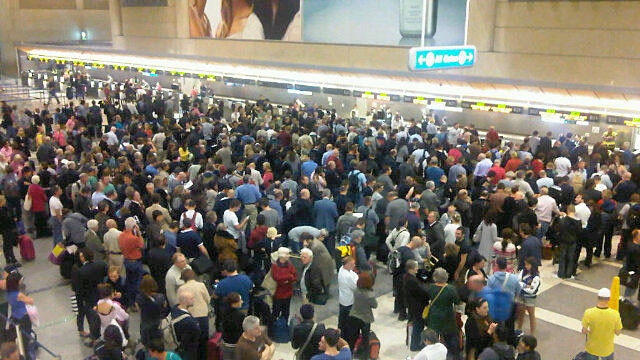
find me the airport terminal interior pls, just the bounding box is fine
[1,0,640,359]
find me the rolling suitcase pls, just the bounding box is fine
[368,330,380,359]
[619,298,640,330]
[19,234,35,261]
[271,316,290,343]
[207,332,223,360]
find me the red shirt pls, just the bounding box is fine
[28,184,47,212]
[262,171,274,189]
[448,148,463,162]
[118,229,144,260]
[270,260,297,299]
[490,165,506,184]
[504,158,521,173]
[532,159,544,177]
[249,225,268,249]
[486,129,500,144]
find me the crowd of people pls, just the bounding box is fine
[0,77,638,360]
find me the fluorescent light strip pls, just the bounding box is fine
[24,48,640,117]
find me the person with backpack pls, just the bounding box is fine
[555,205,583,279]
[390,235,423,321]
[483,257,522,345]
[166,288,200,360]
[346,162,366,206]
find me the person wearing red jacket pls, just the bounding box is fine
[27,175,49,238]
[270,247,297,320]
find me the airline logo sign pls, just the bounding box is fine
[409,46,476,71]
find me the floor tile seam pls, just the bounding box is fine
[535,307,640,351]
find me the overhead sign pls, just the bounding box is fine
[409,46,476,71]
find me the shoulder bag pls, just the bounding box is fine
[422,285,447,319]
[294,322,318,360]
[23,193,32,211]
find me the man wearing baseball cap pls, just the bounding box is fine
[580,288,622,360]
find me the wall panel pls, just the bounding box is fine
[19,0,76,9]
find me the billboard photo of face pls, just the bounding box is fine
[189,0,301,41]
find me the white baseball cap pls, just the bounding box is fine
[597,288,611,298]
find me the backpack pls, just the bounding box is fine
[348,171,360,194]
[160,312,190,350]
[387,249,401,275]
[481,274,515,322]
[1,175,20,198]
[181,211,198,231]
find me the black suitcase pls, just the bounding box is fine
[619,298,640,330]
[59,251,76,279]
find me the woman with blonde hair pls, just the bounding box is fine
[214,0,264,40]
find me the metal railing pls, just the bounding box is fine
[0,312,62,359]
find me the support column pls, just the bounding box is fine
[109,0,124,37]
[466,0,498,52]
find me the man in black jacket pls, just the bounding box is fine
[425,211,445,262]
[403,259,430,351]
[73,248,107,344]
[393,236,424,321]
[555,205,582,279]
[291,304,325,360]
[300,248,327,305]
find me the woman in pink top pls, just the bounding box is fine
[65,116,76,133]
[0,141,14,161]
[491,228,518,274]
[95,283,130,343]
[52,124,67,147]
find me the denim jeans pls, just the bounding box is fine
[50,216,63,247]
[583,352,614,360]
[537,221,550,240]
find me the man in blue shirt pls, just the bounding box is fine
[301,155,319,178]
[236,175,262,231]
[214,260,254,311]
[518,223,542,270]
[314,189,339,233]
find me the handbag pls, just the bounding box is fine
[294,322,318,360]
[26,304,39,327]
[422,285,447,319]
[190,255,214,275]
[261,269,277,295]
[23,193,32,211]
[49,243,66,265]
[619,267,639,289]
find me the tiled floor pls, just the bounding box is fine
[10,234,638,359]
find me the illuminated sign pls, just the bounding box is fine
[624,118,640,127]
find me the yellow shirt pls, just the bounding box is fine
[179,147,192,162]
[581,306,622,357]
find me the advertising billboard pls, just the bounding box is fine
[191,0,301,40]
[189,0,468,46]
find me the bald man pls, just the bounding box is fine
[103,219,125,277]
